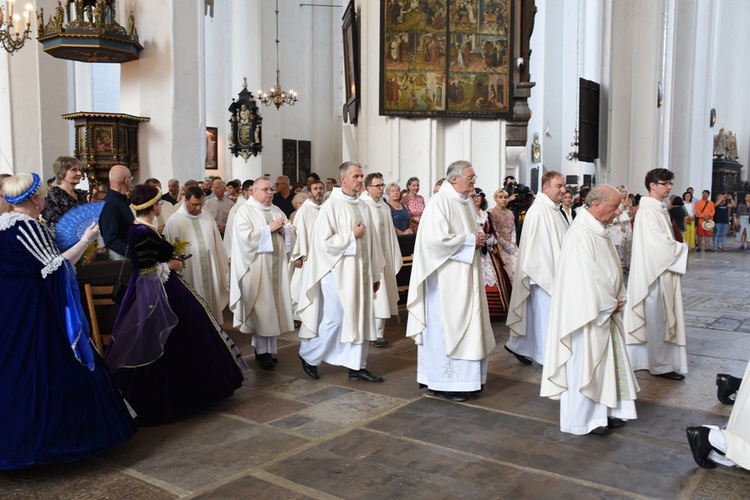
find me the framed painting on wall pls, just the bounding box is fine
[380,0,514,119]
[206,126,218,169]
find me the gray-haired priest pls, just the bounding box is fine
[541,185,639,436]
[406,160,495,402]
[229,177,296,371]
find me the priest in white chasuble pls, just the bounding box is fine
[229,177,296,371]
[541,186,639,436]
[505,171,568,365]
[624,168,689,381]
[163,185,229,321]
[687,359,750,470]
[360,172,403,347]
[290,180,325,313]
[223,179,253,260]
[406,161,495,403]
[297,162,385,382]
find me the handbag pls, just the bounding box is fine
[111,245,129,304]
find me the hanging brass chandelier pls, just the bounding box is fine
[0,1,34,54]
[258,0,297,110]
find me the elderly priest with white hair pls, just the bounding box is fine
[541,185,639,436]
[406,160,496,403]
[229,177,296,371]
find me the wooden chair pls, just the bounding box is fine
[396,254,414,322]
[84,284,117,355]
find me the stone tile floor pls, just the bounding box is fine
[2,250,749,498]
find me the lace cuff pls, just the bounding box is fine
[156,262,171,283]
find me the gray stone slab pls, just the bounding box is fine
[105,413,307,493]
[0,457,175,499]
[266,429,637,499]
[297,391,404,426]
[688,466,750,499]
[194,474,313,499]
[364,398,703,497]
[218,392,310,424]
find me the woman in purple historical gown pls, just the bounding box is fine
[104,184,247,426]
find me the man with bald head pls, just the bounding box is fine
[506,170,569,366]
[100,165,135,260]
[541,185,639,436]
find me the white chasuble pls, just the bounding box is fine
[406,181,495,361]
[723,358,750,469]
[223,196,248,259]
[624,196,688,374]
[360,191,403,318]
[290,199,322,307]
[297,188,384,345]
[229,199,296,337]
[541,210,639,433]
[163,205,229,321]
[506,192,569,342]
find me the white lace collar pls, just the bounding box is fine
[0,211,34,232]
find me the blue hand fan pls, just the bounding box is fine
[55,201,106,252]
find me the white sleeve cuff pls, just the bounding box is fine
[449,233,476,264]
[257,225,274,253]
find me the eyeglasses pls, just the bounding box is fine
[657,181,673,186]
[461,175,478,182]
[369,183,385,189]
[187,200,204,207]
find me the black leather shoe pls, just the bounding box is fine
[256,352,275,371]
[589,426,612,437]
[607,417,626,429]
[654,371,685,381]
[418,383,427,389]
[255,351,278,366]
[431,391,469,402]
[371,338,389,348]
[716,373,741,405]
[505,345,532,365]
[686,426,717,469]
[349,369,384,382]
[299,355,319,379]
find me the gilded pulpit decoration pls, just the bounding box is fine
[37,0,142,63]
[228,78,263,161]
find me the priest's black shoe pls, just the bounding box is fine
[716,373,741,405]
[349,369,384,382]
[686,426,717,469]
[607,417,626,429]
[255,351,278,366]
[589,426,612,437]
[299,355,319,379]
[371,338,389,348]
[431,391,469,402]
[654,371,685,381]
[505,345,532,365]
[256,352,275,371]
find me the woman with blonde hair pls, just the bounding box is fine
[0,173,135,469]
[105,183,246,425]
[488,188,517,281]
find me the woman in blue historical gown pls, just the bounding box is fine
[0,173,136,471]
[104,184,247,426]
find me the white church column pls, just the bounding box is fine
[665,0,716,193]
[119,0,205,184]
[605,0,663,191]
[226,0,262,181]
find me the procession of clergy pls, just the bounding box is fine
[166,160,747,472]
